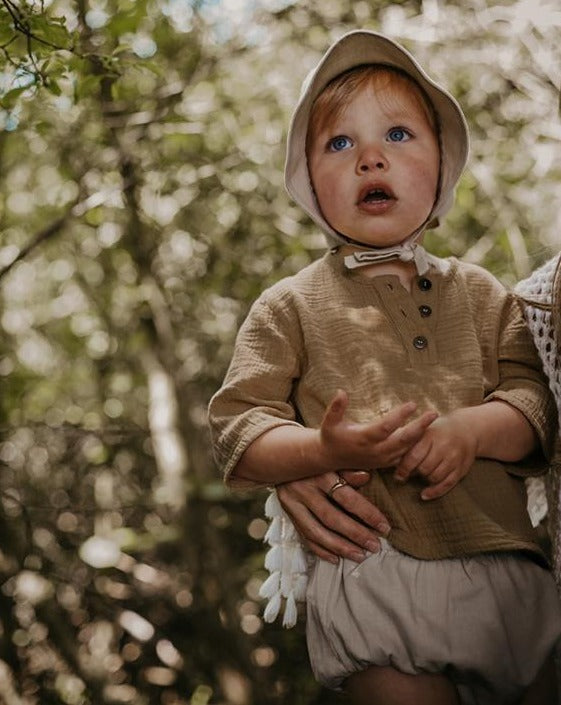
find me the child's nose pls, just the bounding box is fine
[357,145,388,173]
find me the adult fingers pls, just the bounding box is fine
[303,537,340,564]
[282,491,372,562]
[339,470,370,488]
[303,519,372,563]
[282,501,366,563]
[276,478,313,515]
[276,471,391,558]
[324,479,391,541]
[276,476,371,561]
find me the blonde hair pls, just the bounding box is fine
[306,65,438,155]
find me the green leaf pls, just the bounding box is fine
[106,11,143,37]
[112,44,132,56]
[136,59,165,77]
[75,74,102,101]
[40,54,67,76]
[45,78,61,96]
[0,85,31,109]
[110,79,125,102]
[27,15,72,48]
[49,16,69,27]
[0,24,15,45]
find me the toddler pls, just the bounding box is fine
[208,31,561,704]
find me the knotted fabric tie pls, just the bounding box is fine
[344,243,441,276]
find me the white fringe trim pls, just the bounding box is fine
[259,489,309,628]
[526,476,548,528]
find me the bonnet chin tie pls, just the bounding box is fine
[344,243,442,276]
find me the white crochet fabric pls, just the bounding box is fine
[516,254,561,702]
[515,253,561,592]
[516,255,561,421]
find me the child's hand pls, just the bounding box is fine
[320,389,439,471]
[393,412,477,500]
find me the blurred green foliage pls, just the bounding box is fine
[0,0,559,703]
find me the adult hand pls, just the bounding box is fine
[276,470,390,564]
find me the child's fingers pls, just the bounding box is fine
[368,410,437,469]
[411,444,454,480]
[421,458,452,484]
[390,409,438,448]
[421,469,461,500]
[321,388,349,429]
[394,436,432,481]
[368,401,417,440]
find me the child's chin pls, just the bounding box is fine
[351,235,409,249]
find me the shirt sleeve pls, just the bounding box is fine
[208,293,304,488]
[484,292,558,470]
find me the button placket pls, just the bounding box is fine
[370,275,437,364]
[410,275,438,361]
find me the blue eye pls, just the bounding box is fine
[328,135,353,152]
[387,127,411,142]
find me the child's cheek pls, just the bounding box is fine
[313,177,341,211]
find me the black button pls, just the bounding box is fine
[418,278,432,291]
[413,335,428,350]
[419,305,432,318]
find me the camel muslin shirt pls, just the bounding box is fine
[209,250,557,565]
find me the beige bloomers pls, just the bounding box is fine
[306,539,561,704]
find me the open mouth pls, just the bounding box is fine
[358,184,396,205]
[363,188,392,203]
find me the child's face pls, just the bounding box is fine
[307,82,440,249]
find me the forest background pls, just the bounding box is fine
[0,1,559,704]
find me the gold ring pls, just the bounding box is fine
[328,475,348,497]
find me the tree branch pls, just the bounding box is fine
[1,0,75,53]
[0,185,129,282]
[0,212,70,281]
